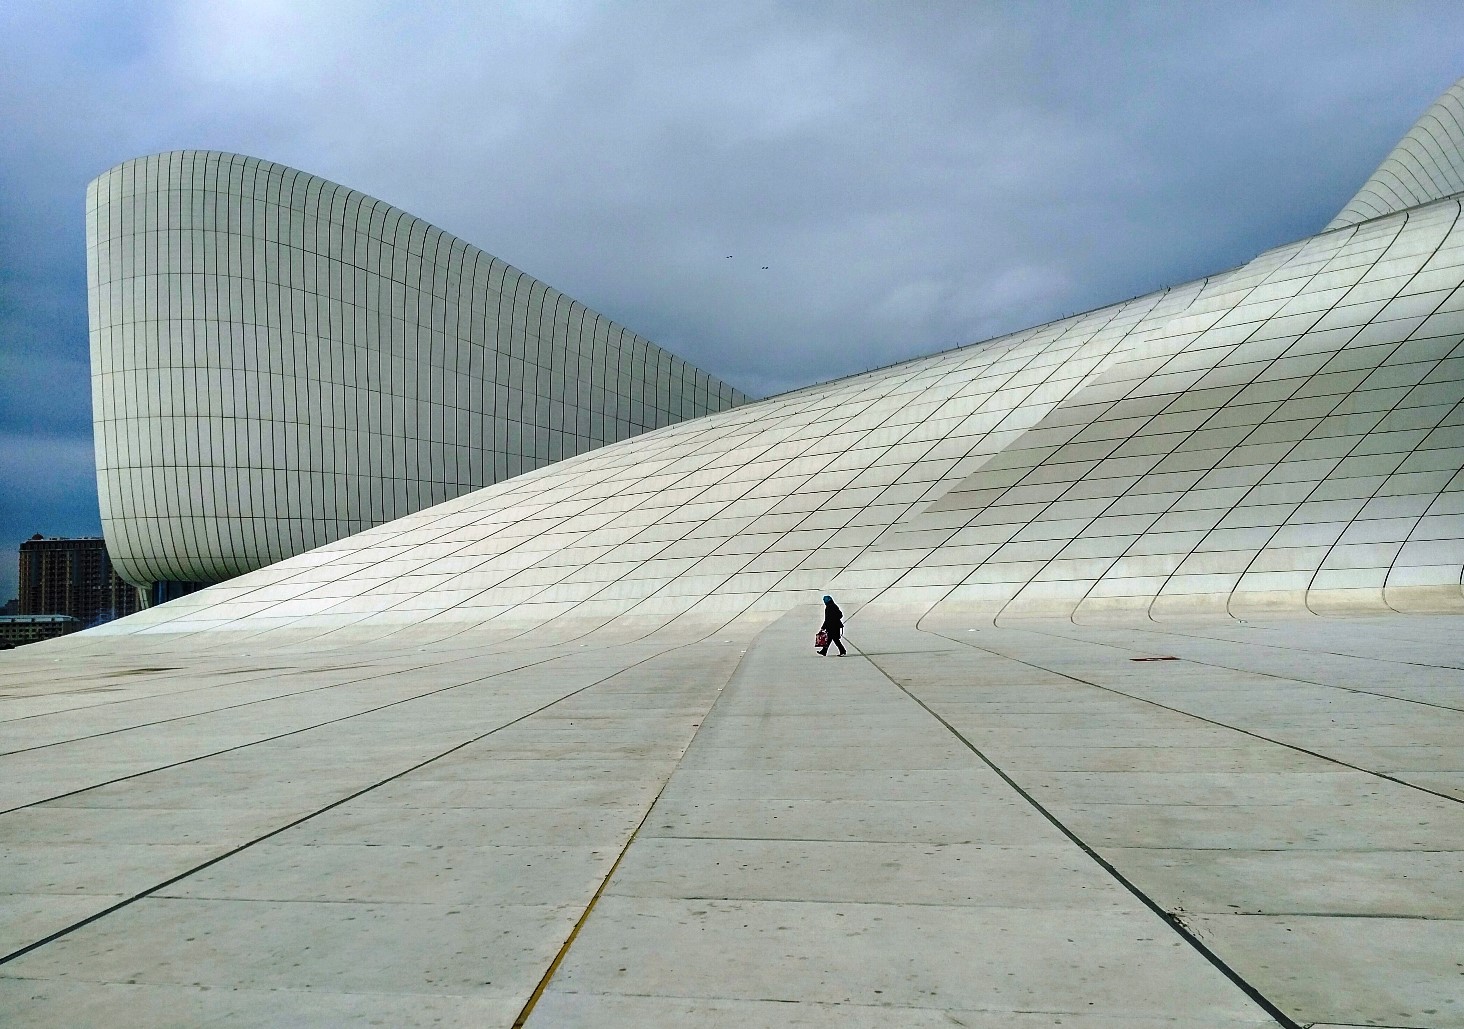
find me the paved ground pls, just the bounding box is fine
[1,609,1460,1027]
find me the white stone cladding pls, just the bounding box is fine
[100,176,1464,636]
[1328,77,1464,229]
[87,151,747,589]
[91,78,1464,634]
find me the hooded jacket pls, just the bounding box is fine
[821,597,843,634]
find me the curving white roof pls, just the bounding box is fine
[98,184,1464,639]
[1328,77,1464,229]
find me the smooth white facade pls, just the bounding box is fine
[105,138,1464,636]
[1329,77,1464,229]
[8,75,1464,1029]
[87,152,747,590]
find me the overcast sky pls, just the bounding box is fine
[3,1,1463,603]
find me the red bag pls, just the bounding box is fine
[815,629,829,650]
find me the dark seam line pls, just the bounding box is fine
[0,635,694,969]
[925,623,1464,807]
[533,893,1117,911]
[985,620,1464,716]
[901,269,1270,630]
[851,294,1151,576]
[1234,911,1451,920]
[980,248,1331,625]
[510,636,753,1027]
[1206,210,1447,620]
[929,627,1464,809]
[320,411,767,652]
[861,650,1299,1029]
[1048,844,1462,853]
[1306,209,1462,616]
[1039,613,1464,682]
[0,658,478,757]
[0,644,606,817]
[0,660,375,727]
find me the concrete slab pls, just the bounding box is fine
[652,766,1008,801]
[1184,913,1464,1028]
[37,775,371,811]
[1042,800,1463,850]
[967,744,1327,772]
[643,794,1056,843]
[0,842,221,897]
[0,807,311,846]
[1026,770,1392,806]
[160,843,617,907]
[0,894,127,958]
[542,895,1271,1019]
[404,756,680,781]
[2,608,1459,1026]
[343,777,665,810]
[527,992,1278,1028]
[675,742,973,770]
[0,895,574,1001]
[605,837,1134,909]
[0,979,522,1029]
[1103,848,1464,917]
[532,614,1279,1025]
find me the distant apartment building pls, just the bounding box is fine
[0,613,81,648]
[18,535,141,627]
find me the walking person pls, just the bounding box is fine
[818,594,846,656]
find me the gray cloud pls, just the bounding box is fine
[3,1,1464,599]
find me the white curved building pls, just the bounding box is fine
[1328,77,1464,229]
[98,84,1464,637]
[87,152,747,599]
[10,74,1464,1029]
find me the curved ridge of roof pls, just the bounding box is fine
[1327,76,1464,230]
[89,189,1464,637]
[86,149,749,591]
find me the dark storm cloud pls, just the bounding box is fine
[3,0,1464,599]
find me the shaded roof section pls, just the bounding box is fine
[1328,76,1464,230]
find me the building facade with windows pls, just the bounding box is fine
[0,614,82,648]
[17,535,140,626]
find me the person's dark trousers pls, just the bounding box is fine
[819,632,846,656]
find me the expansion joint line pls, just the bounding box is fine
[510,638,753,1027]
[930,626,1463,808]
[0,646,580,817]
[1,658,458,757]
[1027,618,1464,715]
[0,637,697,970]
[859,649,1302,1029]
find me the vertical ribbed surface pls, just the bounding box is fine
[87,151,747,588]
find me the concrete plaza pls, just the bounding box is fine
[2,608,1460,1027]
